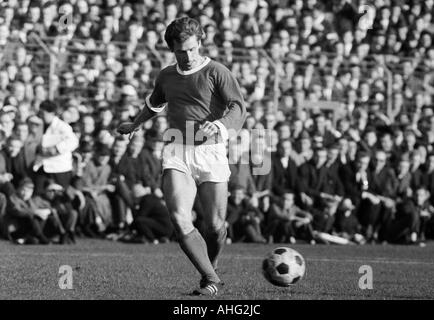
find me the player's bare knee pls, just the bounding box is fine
[170,211,194,236]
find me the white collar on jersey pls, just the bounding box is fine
[176,56,211,75]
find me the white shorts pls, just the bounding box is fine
[162,143,231,185]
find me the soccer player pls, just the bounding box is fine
[117,17,246,296]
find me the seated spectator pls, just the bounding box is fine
[271,139,299,199]
[265,191,315,244]
[124,193,174,244]
[80,144,115,234]
[226,185,266,244]
[0,192,7,239]
[139,129,164,198]
[40,181,78,244]
[360,150,398,243]
[386,187,433,244]
[5,177,65,244]
[228,136,256,197]
[109,135,152,230]
[334,198,364,243]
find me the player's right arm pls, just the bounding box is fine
[117,73,167,135]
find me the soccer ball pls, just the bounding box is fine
[262,247,306,287]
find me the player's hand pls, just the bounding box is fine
[199,121,219,137]
[117,122,137,135]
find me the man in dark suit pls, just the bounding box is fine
[298,147,340,232]
[109,135,152,230]
[271,139,299,199]
[139,129,164,198]
[363,150,398,242]
[386,187,433,244]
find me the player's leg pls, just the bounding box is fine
[162,169,221,285]
[197,181,228,270]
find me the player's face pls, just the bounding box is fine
[173,35,202,71]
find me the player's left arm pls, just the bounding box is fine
[202,65,247,140]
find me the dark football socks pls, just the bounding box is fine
[179,228,220,283]
[204,225,227,269]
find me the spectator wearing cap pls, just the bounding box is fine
[41,180,78,244]
[33,100,79,194]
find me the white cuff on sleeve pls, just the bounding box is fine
[213,120,229,142]
[145,95,166,113]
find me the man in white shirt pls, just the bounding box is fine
[33,100,79,194]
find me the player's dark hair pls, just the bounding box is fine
[164,17,204,51]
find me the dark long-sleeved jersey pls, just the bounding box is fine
[145,57,246,145]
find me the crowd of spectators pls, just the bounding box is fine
[0,0,434,245]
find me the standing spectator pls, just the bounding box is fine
[33,100,79,194]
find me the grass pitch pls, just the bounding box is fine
[0,240,433,300]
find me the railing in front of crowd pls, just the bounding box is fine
[2,35,431,120]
